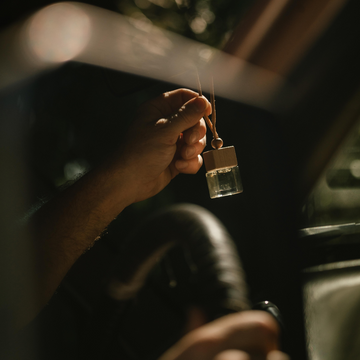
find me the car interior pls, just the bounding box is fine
[1,0,360,359]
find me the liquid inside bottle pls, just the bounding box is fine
[205,165,243,199]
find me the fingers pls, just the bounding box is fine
[159,311,281,360]
[163,96,210,138]
[213,350,290,360]
[148,93,211,140]
[114,88,211,203]
[215,311,280,355]
[175,154,203,174]
[135,88,210,149]
[180,136,206,160]
[144,88,209,119]
[174,117,206,174]
[182,118,207,145]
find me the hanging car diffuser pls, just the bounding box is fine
[199,77,243,199]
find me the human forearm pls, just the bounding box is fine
[31,165,131,314]
[27,89,211,324]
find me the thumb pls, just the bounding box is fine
[168,96,210,136]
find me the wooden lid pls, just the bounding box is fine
[203,146,238,172]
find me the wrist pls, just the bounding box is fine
[89,160,136,214]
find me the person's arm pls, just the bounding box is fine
[159,311,290,360]
[28,88,210,327]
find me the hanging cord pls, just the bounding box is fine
[196,72,223,149]
[210,77,217,138]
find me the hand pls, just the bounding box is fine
[21,88,209,326]
[158,311,290,360]
[105,88,211,205]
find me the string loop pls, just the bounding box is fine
[196,72,223,149]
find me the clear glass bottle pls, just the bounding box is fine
[206,165,242,199]
[203,146,243,199]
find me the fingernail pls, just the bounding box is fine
[186,146,196,158]
[189,131,199,144]
[192,97,207,112]
[176,160,189,169]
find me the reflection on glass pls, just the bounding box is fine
[26,3,91,63]
[206,166,243,199]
